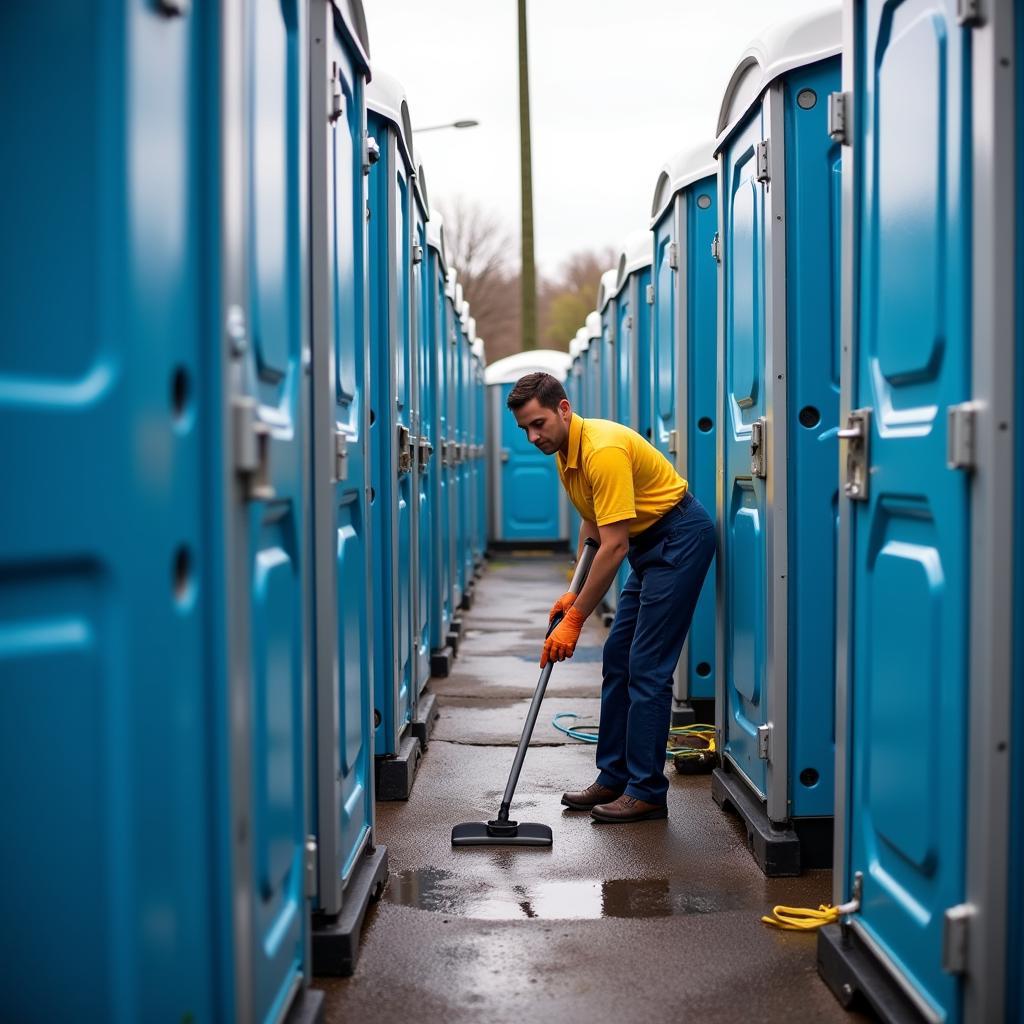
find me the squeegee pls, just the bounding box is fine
[451,538,599,847]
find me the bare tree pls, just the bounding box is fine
[539,246,617,350]
[438,197,522,362]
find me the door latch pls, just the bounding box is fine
[363,134,380,176]
[757,724,771,761]
[750,417,767,478]
[397,425,413,474]
[947,402,978,471]
[334,430,349,482]
[711,232,721,264]
[828,92,850,145]
[838,408,871,501]
[417,437,433,471]
[667,429,679,456]
[756,140,770,184]
[233,395,275,501]
[304,836,318,899]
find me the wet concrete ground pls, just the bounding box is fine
[317,553,866,1024]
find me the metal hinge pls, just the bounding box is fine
[304,836,318,899]
[412,243,423,265]
[838,407,871,501]
[668,242,679,270]
[957,0,982,26]
[942,904,974,974]
[329,63,345,123]
[667,429,679,456]
[757,723,771,760]
[233,395,275,501]
[755,140,770,184]
[711,232,721,264]
[363,134,380,176]
[417,437,433,471]
[828,92,850,145]
[646,284,655,305]
[624,315,633,331]
[947,402,978,470]
[334,430,349,482]
[750,417,767,478]
[397,424,412,474]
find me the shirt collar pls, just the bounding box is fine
[560,413,584,471]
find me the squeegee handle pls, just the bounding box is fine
[497,538,600,821]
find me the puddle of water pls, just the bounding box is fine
[384,868,733,920]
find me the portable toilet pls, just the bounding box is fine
[0,2,332,1018]
[472,337,488,569]
[426,215,456,676]
[457,298,474,607]
[605,231,654,615]
[596,270,618,420]
[306,0,386,973]
[566,334,586,551]
[713,6,841,875]
[649,141,719,723]
[583,311,603,420]
[613,230,653,433]
[487,350,573,546]
[464,316,480,593]
[367,70,420,785]
[445,269,464,619]
[817,1,1018,1020]
[409,162,434,702]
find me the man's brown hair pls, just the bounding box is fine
[505,372,567,412]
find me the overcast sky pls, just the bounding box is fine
[365,0,836,277]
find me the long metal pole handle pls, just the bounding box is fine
[497,539,600,821]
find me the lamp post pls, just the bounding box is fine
[518,0,536,351]
[413,119,480,134]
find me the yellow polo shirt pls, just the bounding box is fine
[556,414,687,536]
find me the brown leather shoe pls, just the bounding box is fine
[561,781,624,811]
[591,794,668,823]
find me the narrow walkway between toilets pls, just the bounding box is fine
[317,553,868,1023]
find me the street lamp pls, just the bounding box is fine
[413,119,480,134]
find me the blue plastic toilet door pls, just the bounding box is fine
[242,0,310,1017]
[841,1,972,1017]
[718,102,770,803]
[498,383,562,540]
[652,214,678,462]
[413,217,432,692]
[393,169,415,740]
[308,12,373,917]
[434,273,452,638]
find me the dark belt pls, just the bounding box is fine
[629,491,694,554]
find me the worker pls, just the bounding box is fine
[506,372,715,824]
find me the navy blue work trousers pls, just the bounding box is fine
[595,491,716,804]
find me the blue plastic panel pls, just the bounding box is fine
[414,213,431,691]
[368,123,413,756]
[0,4,221,1018]
[720,106,769,799]
[498,382,563,540]
[319,24,372,897]
[244,3,310,1015]
[430,258,453,644]
[683,179,720,701]
[843,2,971,1017]
[652,217,677,460]
[783,60,841,817]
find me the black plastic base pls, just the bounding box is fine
[410,692,439,749]
[445,631,460,656]
[283,986,323,1024]
[818,923,931,1023]
[460,586,474,611]
[712,763,832,875]
[450,616,463,636]
[312,843,389,978]
[374,733,422,801]
[671,703,697,726]
[451,820,553,847]
[430,645,454,677]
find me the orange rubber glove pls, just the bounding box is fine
[540,606,587,668]
[548,591,577,625]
